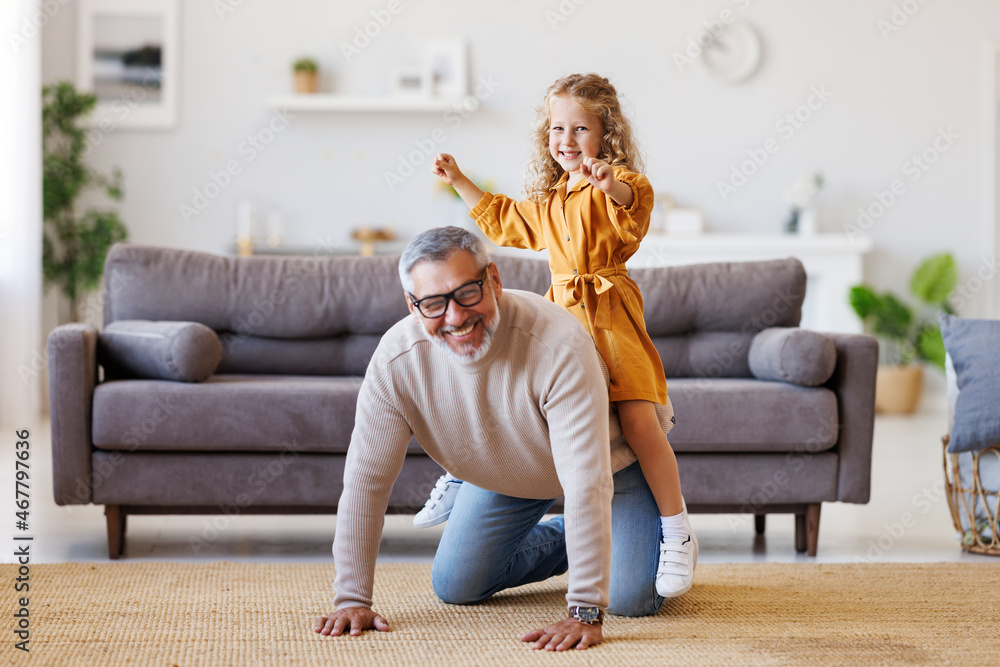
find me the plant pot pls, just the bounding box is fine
[294,71,318,94]
[875,364,924,414]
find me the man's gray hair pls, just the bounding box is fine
[398,226,491,293]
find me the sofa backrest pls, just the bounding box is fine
[101,244,553,376]
[103,244,804,378]
[632,258,805,378]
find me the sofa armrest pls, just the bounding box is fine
[48,324,99,505]
[820,332,878,504]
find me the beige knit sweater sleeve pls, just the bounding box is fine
[332,369,412,610]
[539,343,615,610]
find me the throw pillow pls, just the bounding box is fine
[748,327,837,387]
[940,314,1000,454]
[99,320,222,382]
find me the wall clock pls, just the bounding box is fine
[702,20,763,85]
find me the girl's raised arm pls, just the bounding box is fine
[469,193,547,252]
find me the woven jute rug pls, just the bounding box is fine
[1,562,997,666]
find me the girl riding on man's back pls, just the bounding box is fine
[424,73,696,599]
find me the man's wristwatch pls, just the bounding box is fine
[568,606,604,625]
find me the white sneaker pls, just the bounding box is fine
[413,474,463,528]
[655,513,698,598]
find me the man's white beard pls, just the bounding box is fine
[431,297,501,364]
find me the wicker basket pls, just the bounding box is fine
[942,435,1000,556]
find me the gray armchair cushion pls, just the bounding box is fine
[748,327,837,387]
[940,314,1000,453]
[99,320,222,382]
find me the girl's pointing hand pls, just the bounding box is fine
[581,157,615,194]
[432,153,463,185]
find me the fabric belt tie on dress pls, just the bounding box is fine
[551,266,627,330]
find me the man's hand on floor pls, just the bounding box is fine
[314,608,389,637]
[521,618,603,650]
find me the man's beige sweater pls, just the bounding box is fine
[333,289,651,611]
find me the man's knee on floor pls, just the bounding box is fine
[431,563,492,605]
[608,591,662,618]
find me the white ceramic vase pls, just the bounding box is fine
[797,206,818,235]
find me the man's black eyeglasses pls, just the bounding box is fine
[408,267,490,318]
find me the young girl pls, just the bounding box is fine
[422,73,696,598]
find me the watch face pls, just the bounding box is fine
[575,607,600,623]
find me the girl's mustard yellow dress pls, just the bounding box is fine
[470,167,668,404]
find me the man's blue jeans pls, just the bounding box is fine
[431,461,664,617]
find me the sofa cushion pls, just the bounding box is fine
[99,320,222,382]
[103,245,409,338]
[91,374,418,454]
[665,378,839,453]
[940,314,1000,453]
[748,327,837,387]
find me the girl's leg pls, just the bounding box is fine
[616,399,697,598]
[615,400,683,516]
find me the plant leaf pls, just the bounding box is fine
[916,324,946,371]
[910,253,957,306]
[871,293,912,340]
[849,285,879,320]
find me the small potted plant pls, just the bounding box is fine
[293,57,319,94]
[849,252,957,413]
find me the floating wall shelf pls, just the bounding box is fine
[267,94,476,113]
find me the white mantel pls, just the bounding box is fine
[491,232,873,334]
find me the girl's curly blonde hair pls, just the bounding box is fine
[524,73,644,202]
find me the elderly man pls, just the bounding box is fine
[314,226,686,650]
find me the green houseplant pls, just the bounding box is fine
[849,252,957,412]
[293,57,319,94]
[42,81,128,323]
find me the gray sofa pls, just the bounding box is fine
[48,243,877,558]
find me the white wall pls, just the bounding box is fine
[40,0,999,322]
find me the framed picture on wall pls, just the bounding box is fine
[76,0,179,129]
[422,40,468,99]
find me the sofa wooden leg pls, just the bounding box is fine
[805,503,821,557]
[795,513,807,553]
[754,514,766,535]
[105,505,126,559]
